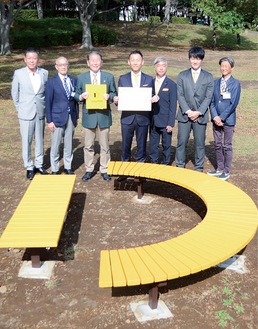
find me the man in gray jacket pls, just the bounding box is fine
[175,46,214,172]
[11,48,49,180]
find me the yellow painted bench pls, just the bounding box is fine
[99,161,258,308]
[0,175,76,267]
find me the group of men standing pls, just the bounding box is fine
[11,46,241,182]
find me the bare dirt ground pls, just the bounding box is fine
[0,46,257,329]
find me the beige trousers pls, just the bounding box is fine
[83,126,110,173]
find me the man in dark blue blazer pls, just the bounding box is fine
[150,57,177,165]
[208,57,241,181]
[45,56,79,174]
[114,50,154,163]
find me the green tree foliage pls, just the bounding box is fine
[192,0,244,48]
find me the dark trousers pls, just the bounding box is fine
[121,118,148,162]
[213,124,234,174]
[149,126,172,165]
[175,120,206,171]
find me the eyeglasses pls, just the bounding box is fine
[56,63,69,67]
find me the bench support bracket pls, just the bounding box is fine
[149,281,167,309]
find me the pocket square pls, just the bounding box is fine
[143,84,149,86]
[162,88,169,91]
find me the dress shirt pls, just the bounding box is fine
[28,68,41,94]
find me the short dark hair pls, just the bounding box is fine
[219,57,235,68]
[128,50,143,59]
[188,46,205,60]
[87,50,103,61]
[25,47,40,56]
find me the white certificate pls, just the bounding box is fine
[117,87,152,111]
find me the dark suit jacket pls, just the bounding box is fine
[45,74,79,127]
[118,72,154,126]
[210,76,241,126]
[176,68,214,124]
[152,77,177,128]
[74,71,117,129]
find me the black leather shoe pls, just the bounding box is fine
[101,173,111,181]
[64,169,74,175]
[117,176,127,182]
[35,167,48,175]
[82,171,94,182]
[26,170,35,180]
[51,171,59,175]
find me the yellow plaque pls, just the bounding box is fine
[86,84,107,109]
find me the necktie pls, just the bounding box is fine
[155,79,161,94]
[63,77,70,99]
[220,79,227,95]
[92,73,98,85]
[134,74,139,87]
[193,71,198,83]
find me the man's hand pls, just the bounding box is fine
[48,122,56,133]
[213,116,224,126]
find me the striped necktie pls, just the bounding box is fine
[220,79,227,95]
[92,74,98,85]
[63,77,70,99]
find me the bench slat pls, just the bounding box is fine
[110,250,127,287]
[118,249,141,286]
[126,248,154,284]
[99,250,113,288]
[134,247,167,282]
[143,245,180,280]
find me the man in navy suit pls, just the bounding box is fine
[150,57,177,165]
[114,50,154,164]
[74,50,117,181]
[175,46,214,172]
[208,57,241,181]
[45,56,79,174]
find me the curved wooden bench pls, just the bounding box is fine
[99,161,258,308]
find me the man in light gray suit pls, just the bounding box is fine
[11,48,49,180]
[175,46,214,172]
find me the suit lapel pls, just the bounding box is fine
[56,75,67,97]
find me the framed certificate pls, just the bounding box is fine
[117,87,152,111]
[86,84,107,109]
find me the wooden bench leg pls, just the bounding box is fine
[148,282,167,309]
[29,249,41,268]
[134,178,144,200]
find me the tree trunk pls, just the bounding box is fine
[36,0,44,19]
[0,3,13,55]
[213,28,217,49]
[164,0,171,24]
[237,33,240,45]
[79,15,93,49]
[75,0,97,50]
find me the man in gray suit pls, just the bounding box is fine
[175,46,214,172]
[11,48,49,180]
[74,50,117,181]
